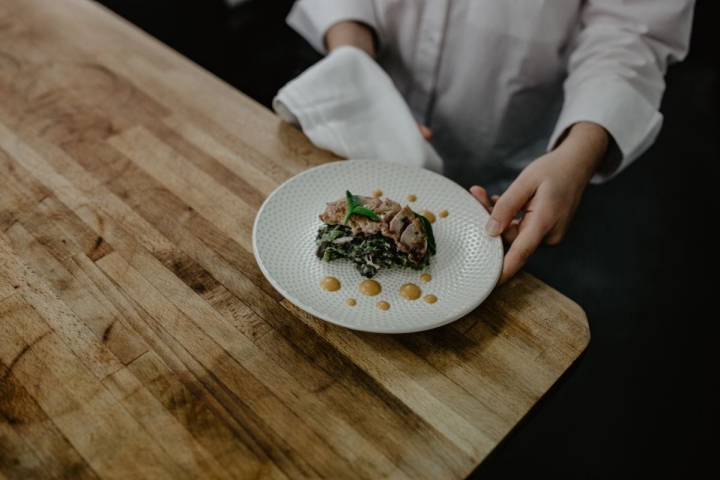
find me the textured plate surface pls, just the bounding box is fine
[252,159,503,334]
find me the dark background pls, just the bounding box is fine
[94,0,719,478]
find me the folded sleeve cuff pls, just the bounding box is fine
[548,76,664,184]
[286,0,379,56]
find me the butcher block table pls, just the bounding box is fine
[0,0,591,478]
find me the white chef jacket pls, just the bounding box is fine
[286,0,694,192]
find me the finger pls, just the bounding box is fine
[497,214,547,285]
[491,194,500,203]
[501,220,520,244]
[469,185,493,213]
[485,177,536,236]
[418,124,433,140]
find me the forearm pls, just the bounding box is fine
[324,21,376,57]
[547,2,692,183]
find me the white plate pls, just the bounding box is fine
[252,159,503,334]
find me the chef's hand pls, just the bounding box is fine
[471,121,611,286]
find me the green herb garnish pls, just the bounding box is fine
[413,211,437,255]
[342,190,380,225]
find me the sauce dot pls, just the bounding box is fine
[399,283,422,301]
[319,276,341,292]
[377,301,390,311]
[358,279,382,296]
[419,210,436,223]
[345,298,356,306]
[407,194,417,202]
[423,294,438,304]
[371,189,383,197]
[420,273,432,282]
[438,210,449,218]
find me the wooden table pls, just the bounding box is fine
[0,0,590,478]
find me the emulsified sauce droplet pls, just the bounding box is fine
[319,276,341,292]
[372,189,383,197]
[438,210,449,218]
[420,273,432,282]
[377,301,390,310]
[423,294,438,304]
[358,279,382,296]
[419,210,436,223]
[407,194,417,202]
[399,283,422,300]
[345,298,356,306]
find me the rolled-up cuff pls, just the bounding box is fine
[286,0,379,55]
[548,76,663,184]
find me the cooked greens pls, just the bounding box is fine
[412,211,436,255]
[315,224,430,278]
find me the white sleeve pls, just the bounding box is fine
[286,0,380,55]
[548,0,695,183]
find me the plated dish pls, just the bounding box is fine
[252,159,503,334]
[315,189,435,278]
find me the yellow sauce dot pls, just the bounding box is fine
[420,273,432,282]
[359,279,382,296]
[319,276,341,292]
[407,194,417,202]
[423,294,438,304]
[438,210,449,218]
[399,283,422,301]
[345,298,356,306]
[419,210,436,223]
[371,189,383,197]
[377,301,390,311]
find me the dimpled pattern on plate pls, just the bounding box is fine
[252,159,503,334]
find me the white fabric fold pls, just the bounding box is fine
[272,45,444,175]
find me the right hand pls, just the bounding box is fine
[470,121,609,286]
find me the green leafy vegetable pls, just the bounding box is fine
[413,211,437,255]
[316,224,429,278]
[342,190,380,225]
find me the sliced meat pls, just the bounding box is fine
[350,216,382,235]
[398,217,428,262]
[359,196,382,210]
[319,196,382,225]
[319,197,348,224]
[375,198,401,220]
[349,197,400,235]
[319,195,429,264]
[384,205,414,239]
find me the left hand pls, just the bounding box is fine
[418,123,432,140]
[471,122,610,286]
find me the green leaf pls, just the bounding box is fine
[346,190,360,209]
[413,211,437,255]
[351,207,380,221]
[342,190,356,225]
[342,190,379,224]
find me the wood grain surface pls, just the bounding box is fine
[0,0,591,478]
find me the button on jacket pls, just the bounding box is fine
[287,0,694,192]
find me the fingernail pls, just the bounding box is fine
[485,218,500,236]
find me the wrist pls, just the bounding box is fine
[556,121,611,181]
[325,21,377,58]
